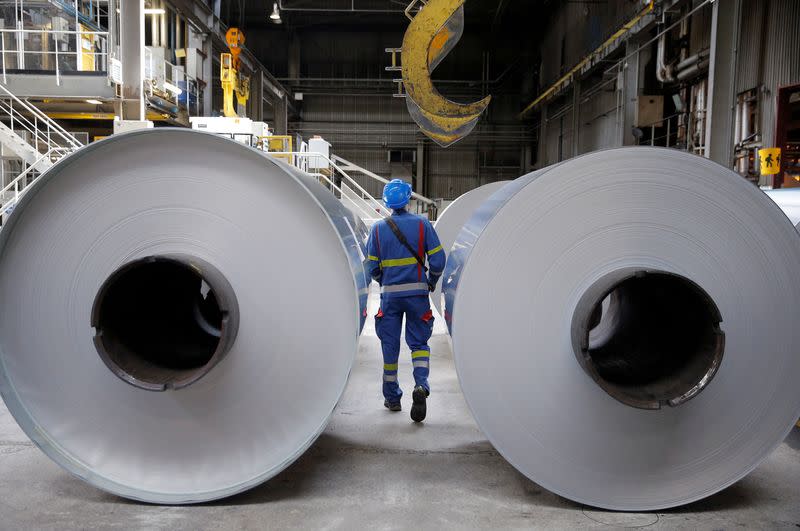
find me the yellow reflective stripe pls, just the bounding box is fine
[411,351,429,359]
[427,245,443,256]
[367,255,380,261]
[381,256,419,268]
[384,363,398,371]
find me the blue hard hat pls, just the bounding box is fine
[383,179,412,209]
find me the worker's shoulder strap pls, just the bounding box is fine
[383,217,428,272]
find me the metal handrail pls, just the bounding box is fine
[270,151,391,217]
[0,82,83,149]
[308,171,383,222]
[331,154,437,206]
[0,28,110,86]
[0,147,71,217]
[0,98,57,153]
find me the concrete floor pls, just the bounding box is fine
[1,293,799,530]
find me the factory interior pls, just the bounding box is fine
[0,0,799,528]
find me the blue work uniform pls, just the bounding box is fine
[365,208,446,404]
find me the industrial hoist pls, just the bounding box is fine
[222,27,251,118]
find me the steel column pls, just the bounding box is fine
[120,0,145,121]
[705,0,742,166]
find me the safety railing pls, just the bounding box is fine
[0,81,83,152]
[0,28,109,86]
[0,146,73,219]
[270,151,391,222]
[332,154,437,208]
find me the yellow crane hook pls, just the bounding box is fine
[401,0,491,146]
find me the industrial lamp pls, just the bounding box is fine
[270,3,282,23]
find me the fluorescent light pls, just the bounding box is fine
[144,8,166,14]
[163,82,183,96]
[86,99,103,105]
[270,2,281,21]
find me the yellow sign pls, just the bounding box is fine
[759,148,781,175]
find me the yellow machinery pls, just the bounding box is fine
[266,135,294,165]
[222,27,251,118]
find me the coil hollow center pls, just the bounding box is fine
[571,271,724,409]
[92,255,239,391]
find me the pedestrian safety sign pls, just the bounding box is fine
[759,148,781,176]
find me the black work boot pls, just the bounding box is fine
[384,400,402,412]
[410,386,428,423]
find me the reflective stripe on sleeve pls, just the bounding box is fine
[367,255,379,261]
[427,245,443,256]
[381,282,428,294]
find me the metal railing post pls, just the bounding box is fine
[1,30,6,84]
[54,32,61,86]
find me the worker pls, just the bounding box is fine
[366,179,446,423]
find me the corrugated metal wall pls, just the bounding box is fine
[534,0,800,165]
[757,0,800,147]
[735,0,768,92]
[688,1,713,54]
[578,86,620,153]
[538,0,642,88]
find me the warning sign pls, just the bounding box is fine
[759,148,782,176]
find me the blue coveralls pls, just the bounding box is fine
[366,209,446,404]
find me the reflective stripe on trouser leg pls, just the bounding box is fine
[404,295,434,394]
[411,350,430,391]
[377,302,404,403]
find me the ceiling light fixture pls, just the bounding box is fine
[143,8,166,15]
[86,99,103,105]
[270,2,282,23]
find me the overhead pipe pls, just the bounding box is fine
[655,27,675,83]
[675,58,709,81]
[675,48,710,73]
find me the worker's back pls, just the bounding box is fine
[366,209,445,299]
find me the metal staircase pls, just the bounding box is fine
[271,151,438,226]
[332,155,439,220]
[0,82,82,221]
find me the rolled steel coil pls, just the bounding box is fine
[765,188,800,230]
[0,129,368,503]
[431,181,510,316]
[443,147,800,510]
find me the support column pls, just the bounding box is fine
[622,40,641,146]
[521,144,532,175]
[537,105,548,168]
[274,93,288,135]
[201,35,214,116]
[705,0,742,166]
[108,0,117,62]
[572,82,581,157]
[120,0,145,121]
[288,31,301,81]
[416,140,425,196]
[250,72,264,121]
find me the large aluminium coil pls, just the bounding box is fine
[764,188,800,229]
[431,180,509,316]
[443,147,800,511]
[0,129,368,503]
